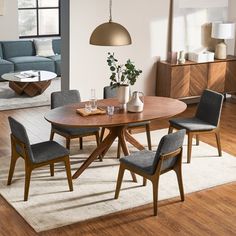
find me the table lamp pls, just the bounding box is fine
[211,22,235,59]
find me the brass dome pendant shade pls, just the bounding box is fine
[89,0,132,46]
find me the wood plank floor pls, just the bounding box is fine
[0,99,236,236]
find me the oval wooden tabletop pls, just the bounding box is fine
[45,96,187,128]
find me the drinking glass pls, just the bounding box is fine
[90,88,97,111]
[85,102,92,113]
[107,106,114,117]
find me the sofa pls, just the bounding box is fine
[0,38,61,82]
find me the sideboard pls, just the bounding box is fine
[156,56,236,99]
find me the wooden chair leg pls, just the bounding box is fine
[66,138,70,150]
[100,127,105,142]
[50,164,54,177]
[152,179,159,216]
[215,130,222,156]
[64,157,73,191]
[143,177,147,186]
[24,167,32,201]
[50,129,55,141]
[187,133,193,164]
[168,126,174,134]
[7,152,19,185]
[146,123,152,150]
[174,165,185,201]
[79,137,83,150]
[196,134,199,146]
[114,165,125,199]
[117,139,121,159]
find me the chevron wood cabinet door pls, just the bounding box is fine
[208,62,227,93]
[156,57,236,99]
[225,60,236,93]
[189,64,208,96]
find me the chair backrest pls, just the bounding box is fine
[195,89,224,127]
[153,129,186,173]
[51,90,81,109]
[103,86,118,99]
[8,117,34,163]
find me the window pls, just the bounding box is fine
[18,0,60,38]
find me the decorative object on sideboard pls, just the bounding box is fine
[211,22,235,59]
[167,51,178,64]
[178,50,186,64]
[188,50,215,63]
[107,52,142,108]
[89,0,132,46]
[0,0,4,16]
[127,91,144,113]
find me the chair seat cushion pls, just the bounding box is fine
[120,150,156,175]
[53,124,99,136]
[31,141,69,164]
[169,117,217,131]
[48,54,61,62]
[127,121,150,128]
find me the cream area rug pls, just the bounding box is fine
[0,129,236,232]
[0,78,60,111]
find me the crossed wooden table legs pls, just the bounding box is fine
[72,125,145,180]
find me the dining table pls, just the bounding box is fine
[44,96,187,180]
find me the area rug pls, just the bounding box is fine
[0,129,235,232]
[0,78,61,111]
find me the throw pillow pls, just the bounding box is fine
[34,39,55,57]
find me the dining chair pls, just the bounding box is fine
[168,89,224,163]
[101,86,152,158]
[7,117,73,201]
[115,129,186,216]
[50,90,100,150]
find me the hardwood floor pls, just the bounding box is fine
[0,100,236,236]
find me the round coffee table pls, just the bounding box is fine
[2,70,57,97]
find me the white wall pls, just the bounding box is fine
[228,0,236,55]
[70,0,169,100]
[0,0,18,40]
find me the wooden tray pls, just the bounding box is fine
[76,107,106,117]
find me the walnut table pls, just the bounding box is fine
[1,70,57,97]
[45,97,187,180]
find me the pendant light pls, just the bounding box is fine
[89,0,132,46]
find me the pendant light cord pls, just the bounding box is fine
[109,0,112,22]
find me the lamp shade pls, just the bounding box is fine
[89,22,132,46]
[211,22,235,39]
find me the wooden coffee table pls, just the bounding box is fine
[1,70,57,97]
[45,97,187,180]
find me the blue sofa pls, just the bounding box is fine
[0,38,61,82]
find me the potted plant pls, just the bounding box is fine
[107,52,142,106]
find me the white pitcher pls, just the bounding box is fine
[127,91,144,112]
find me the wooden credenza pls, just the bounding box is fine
[156,56,236,99]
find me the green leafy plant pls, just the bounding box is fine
[107,52,142,88]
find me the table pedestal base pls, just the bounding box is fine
[72,126,145,180]
[9,80,51,97]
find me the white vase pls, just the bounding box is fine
[117,85,130,107]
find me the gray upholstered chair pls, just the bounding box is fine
[7,117,73,201]
[169,89,224,163]
[101,86,152,158]
[50,90,100,150]
[115,129,186,216]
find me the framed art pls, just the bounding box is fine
[0,0,4,16]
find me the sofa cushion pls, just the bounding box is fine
[34,39,55,57]
[7,56,55,73]
[52,38,61,54]
[0,59,14,78]
[2,41,35,59]
[48,54,61,75]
